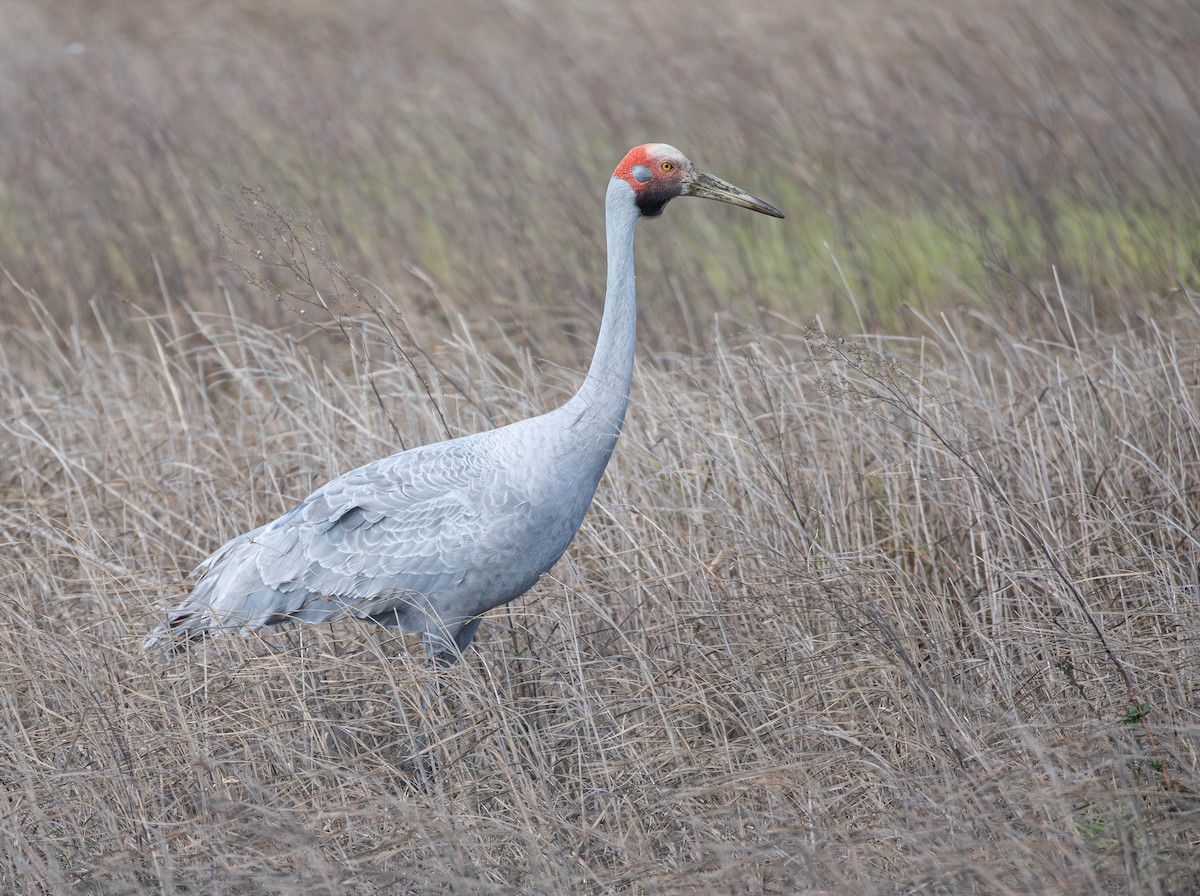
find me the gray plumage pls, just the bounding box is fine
[144,143,783,664]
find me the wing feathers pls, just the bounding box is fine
[145,435,514,650]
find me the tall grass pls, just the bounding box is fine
[2,0,1199,893]
[3,264,1198,892]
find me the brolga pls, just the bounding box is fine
[144,144,783,674]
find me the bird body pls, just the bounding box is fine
[145,144,783,662]
[162,399,617,662]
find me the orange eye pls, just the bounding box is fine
[661,161,673,172]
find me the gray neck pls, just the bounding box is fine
[566,177,641,437]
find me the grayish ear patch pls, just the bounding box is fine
[631,164,652,183]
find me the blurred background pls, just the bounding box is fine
[2,0,1197,358]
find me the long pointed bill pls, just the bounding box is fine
[684,170,785,218]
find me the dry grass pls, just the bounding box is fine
[2,0,1200,893]
[4,271,1199,893]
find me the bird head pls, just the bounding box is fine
[613,143,784,219]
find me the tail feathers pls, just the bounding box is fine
[142,610,215,659]
[142,593,321,659]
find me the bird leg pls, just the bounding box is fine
[403,617,486,778]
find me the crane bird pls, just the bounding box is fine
[144,143,783,669]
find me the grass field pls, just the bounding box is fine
[2,1,1199,893]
